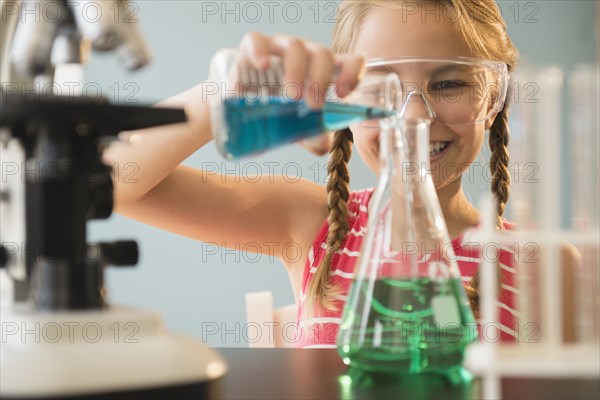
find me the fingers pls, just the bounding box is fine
[302,43,335,108]
[238,33,363,108]
[272,36,309,102]
[268,35,335,108]
[334,54,366,98]
[239,31,272,69]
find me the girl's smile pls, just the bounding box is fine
[429,140,452,162]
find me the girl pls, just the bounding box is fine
[294,0,518,346]
[105,0,566,347]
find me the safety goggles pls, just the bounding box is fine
[359,57,509,127]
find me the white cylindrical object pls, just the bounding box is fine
[569,65,599,231]
[569,65,600,343]
[508,70,537,333]
[507,69,535,228]
[536,68,564,347]
[536,68,563,231]
[479,193,499,330]
[478,194,501,398]
[245,291,275,348]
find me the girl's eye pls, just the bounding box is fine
[430,80,467,90]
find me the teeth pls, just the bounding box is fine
[429,141,449,156]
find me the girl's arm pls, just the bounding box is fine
[104,82,212,207]
[103,33,364,263]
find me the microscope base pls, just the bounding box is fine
[0,305,227,399]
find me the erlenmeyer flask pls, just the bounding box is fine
[337,117,477,383]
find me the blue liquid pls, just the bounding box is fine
[220,97,392,159]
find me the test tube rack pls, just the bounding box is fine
[464,65,600,399]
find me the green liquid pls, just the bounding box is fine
[339,277,477,377]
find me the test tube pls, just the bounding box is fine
[508,67,565,346]
[569,65,600,343]
[507,69,535,228]
[536,67,564,347]
[508,69,540,339]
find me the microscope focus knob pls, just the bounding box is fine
[97,241,139,266]
[87,170,114,220]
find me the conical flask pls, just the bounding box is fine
[208,48,399,159]
[337,117,477,383]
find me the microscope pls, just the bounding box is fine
[0,1,227,398]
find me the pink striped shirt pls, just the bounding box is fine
[296,188,518,347]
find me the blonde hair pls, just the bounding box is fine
[304,0,518,316]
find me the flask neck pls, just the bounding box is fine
[380,118,457,269]
[379,117,431,178]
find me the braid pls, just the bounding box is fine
[303,129,353,316]
[489,105,511,226]
[466,105,512,316]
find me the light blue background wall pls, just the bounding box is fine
[86,1,598,347]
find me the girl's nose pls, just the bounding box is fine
[399,91,436,122]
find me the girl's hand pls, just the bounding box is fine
[238,32,364,155]
[238,32,365,109]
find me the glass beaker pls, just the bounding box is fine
[208,48,400,159]
[337,117,477,384]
